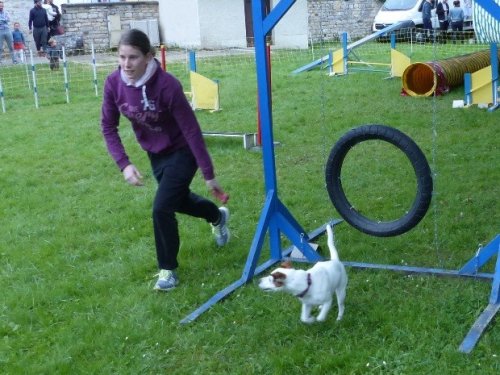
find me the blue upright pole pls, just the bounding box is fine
[488,43,499,112]
[342,32,348,75]
[246,0,322,276]
[189,50,197,72]
[180,0,329,324]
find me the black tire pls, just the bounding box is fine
[325,124,433,237]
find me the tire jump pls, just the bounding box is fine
[325,124,433,237]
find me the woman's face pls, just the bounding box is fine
[118,44,152,84]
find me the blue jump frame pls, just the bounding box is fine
[181,0,500,355]
[180,0,331,325]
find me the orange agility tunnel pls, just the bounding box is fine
[402,49,500,97]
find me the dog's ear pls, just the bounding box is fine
[280,260,293,269]
[271,271,287,286]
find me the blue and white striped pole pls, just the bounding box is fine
[62,46,69,103]
[92,41,98,96]
[0,76,5,113]
[29,50,39,109]
[24,52,32,90]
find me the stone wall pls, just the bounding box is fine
[60,1,159,52]
[0,1,158,53]
[2,1,33,40]
[57,0,383,49]
[308,0,383,42]
[2,0,383,53]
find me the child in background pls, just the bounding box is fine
[12,22,25,63]
[46,37,62,70]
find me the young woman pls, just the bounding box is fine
[101,29,230,291]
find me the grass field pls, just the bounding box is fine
[1,42,499,373]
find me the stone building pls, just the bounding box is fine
[159,0,382,49]
[308,0,383,42]
[2,0,383,53]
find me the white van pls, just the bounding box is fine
[372,0,438,33]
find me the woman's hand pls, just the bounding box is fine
[123,164,143,186]
[206,179,229,204]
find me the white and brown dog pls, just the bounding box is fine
[258,224,347,323]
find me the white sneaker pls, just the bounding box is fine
[153,269,179,291]
[211,207,230,246]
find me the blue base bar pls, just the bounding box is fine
[459,303,500,353]
[343,261,494,280]
[346,234,500,354]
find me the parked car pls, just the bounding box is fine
[372,0,438,39]
[373,0,473,40]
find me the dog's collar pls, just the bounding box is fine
[296,273,311,298]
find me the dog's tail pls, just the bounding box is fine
[326,223,339,261]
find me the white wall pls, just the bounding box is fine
[273,0,308,48]
[159,0,201,47]
[158,0,308,49]
[198,0,247,48]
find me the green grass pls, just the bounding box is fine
[0,43,499,373]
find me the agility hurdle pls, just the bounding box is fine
[187,50,259,150]
[464,43,499,111]
[187,50,221,112]
[181,0,331,324]
[181,0,499,355]
[327,32,411,77]
[293,21,407,75]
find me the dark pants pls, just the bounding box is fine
[0,28,16,63]
[48,20,60,39]
[49,56,59,70]
[451,21,463,31]
[149,147,220,270]
[423,18,433,31]
[423,18,434,40]
[439,20,449,31]
[33,27,48,52]
[451,21,463,43]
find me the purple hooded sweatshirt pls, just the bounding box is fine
[101,60,215,181]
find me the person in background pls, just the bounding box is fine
[449,0,465,32]
[12,21,25,63]
[46,0,61,38]
[436,0,450,32]
[462,0,472,20]
[422,0,434,40]
[101,29,231,292]
[42,0,56,25]
[449,0,464,43]
[28,0,49,56]
[0,1,18,64]
[45,36,61,70]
